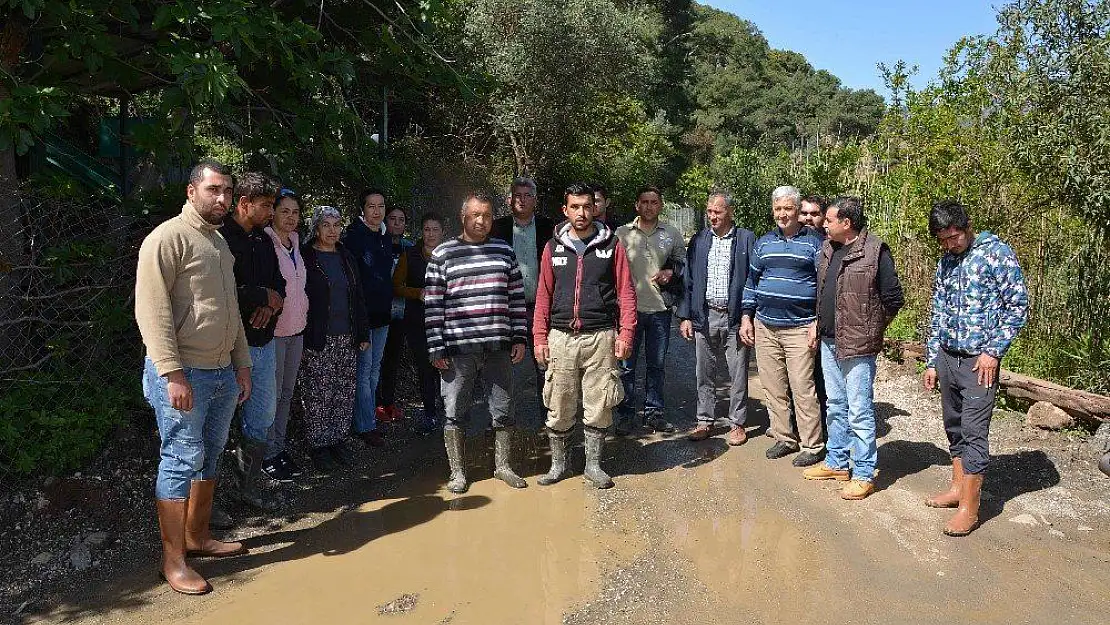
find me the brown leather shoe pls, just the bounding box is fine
[944,473,984,536]
[803,463,851,481]
[687,424,712,441]
[156,499,210,595]
[185,480,246,558]
[926,457,964,508]
[727,426,748,446]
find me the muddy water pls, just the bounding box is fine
[173,476,645,625]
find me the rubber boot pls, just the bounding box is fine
[537,429,573,486]
[492,428,527,488]
[944,473,984,536]
[186,480,246,557]
[156,499,210,595]
[925,457,964,508]
[1099,451,1110,478]
[231,437,281,513]
[583,427,614,489]
[444,428,468,493]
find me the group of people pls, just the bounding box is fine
[135,160,1029,596]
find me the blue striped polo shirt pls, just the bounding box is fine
[741,226,822,328]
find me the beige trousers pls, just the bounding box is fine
[543,329,624,431]
[755,319,825,452]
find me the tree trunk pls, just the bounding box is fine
[0,18,28,375]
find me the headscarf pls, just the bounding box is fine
[304,205,343,247]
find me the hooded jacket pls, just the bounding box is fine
[265,226,308,338]
[533,221,637,347]
[925,231,1029,367]
[342,217,393,329]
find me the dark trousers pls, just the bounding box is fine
[617,310,672,426]
[404,316,443,424]
[937,348,998,475]
[377,318,406,406]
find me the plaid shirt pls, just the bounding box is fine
[706,227,735,304]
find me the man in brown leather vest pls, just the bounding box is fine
[802,196,904,500]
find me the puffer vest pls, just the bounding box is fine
[817,229,890,359]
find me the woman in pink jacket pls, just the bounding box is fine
[263,188,310,482]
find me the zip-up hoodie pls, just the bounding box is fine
[135,201,251,376]
[265,227,308,338]
[926,231,1029,367]
[341,217,393,329]
[533,221,637,348]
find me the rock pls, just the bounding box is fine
[83,531,109,546]
[69,541,92,571]
[1078,525,1094,532]
[43,476,58,489]
[1091,422,1110,454]
[31,552,53,565]
[1049,529,1066,539]
[1025,402,1075,431]
[1009,513,1040,526]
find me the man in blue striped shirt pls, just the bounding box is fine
[740,185,826,466]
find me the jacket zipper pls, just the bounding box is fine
[572,255,584,330]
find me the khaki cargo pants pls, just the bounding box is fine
[543,328,625,432]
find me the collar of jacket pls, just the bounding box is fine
[359,216,388,235]
[555,220,613,252]
[181,201,221,233]
[265,225,299,250]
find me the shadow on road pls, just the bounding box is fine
[981,450,1061,522]
[873,439,952,492]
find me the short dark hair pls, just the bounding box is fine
[387,206,407,219]
[564,182,595,205]
[830,196,867,231]
[929,199,970,236]
[235,172,281,202]
[188,159,232,185]
[801,194,828,211]
[592,183,609,199]
[636,185,663,201]
[358,188,387,209]
[420,212,444,227]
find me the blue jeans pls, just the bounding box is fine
[820,339,878,481]
[353,325,390,433]
[143,359,239,500]
[618,310,672,422]
[240,340,277,442]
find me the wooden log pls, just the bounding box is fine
[882,340,1110,424]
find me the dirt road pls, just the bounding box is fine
[21,332,1110,624]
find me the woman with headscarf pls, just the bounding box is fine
[391,212,446,434]
[262,188,309,482]
[298,206,370,473]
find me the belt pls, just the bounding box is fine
[707,302,729,312]
[942,346,978,358]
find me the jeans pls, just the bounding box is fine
[937,348,997,475]
[267,335,304,460]
[240,340,277,442]
[353,325,390,433]
[617,310,672,424]
[820,339,878,481]
[441,351,514,431]
[143,359,239,500]
[694,309,750,427]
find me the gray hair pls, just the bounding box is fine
[708,189,734,207]
[510,176,537,197]
[460,192,497,214]
[771,185,801,207]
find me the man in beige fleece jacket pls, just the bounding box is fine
[135,159,253,595]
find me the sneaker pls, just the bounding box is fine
[263,456,296,483]
[278,451,305,478]
[726,426,748,446]
[329,442,355,466]
[388,405,405,421]
[792,450,826,467]
[687,424,712,441]
[644,415,676,433]
[357,429,386,448]
[310,447,339,474]
[802,463,851,481]
[377,405,401,423]
[766,440,800,459]
[840,479,875,500]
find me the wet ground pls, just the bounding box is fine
[15,331,1110,624]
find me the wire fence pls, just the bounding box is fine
[0,193,153,482]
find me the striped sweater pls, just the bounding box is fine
[741,226,822,328]
[424,237,529,361]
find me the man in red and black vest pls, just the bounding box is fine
[533,182,637,488]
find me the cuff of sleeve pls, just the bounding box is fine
[232,352,253,369]
[152,358,183,377]
[428,348,446,362]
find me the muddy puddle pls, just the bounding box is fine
[162,476,645,625]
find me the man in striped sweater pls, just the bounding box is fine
[425,193,529,493]
[740,185,826,467]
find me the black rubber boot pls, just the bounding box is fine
[231,438,281,513]
[493,428,527,488]
[444,428,468,493]
[537,429,572,486]
[583,427,614,489]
